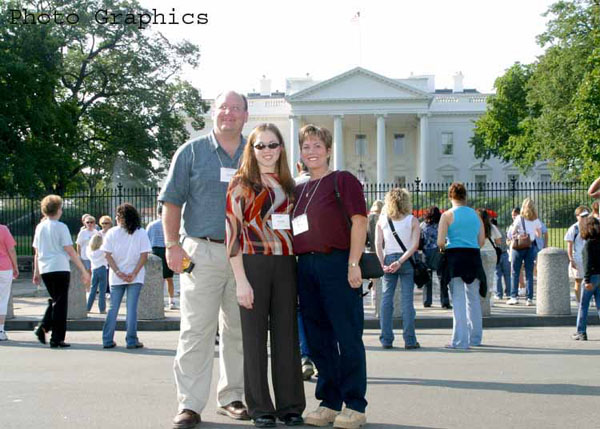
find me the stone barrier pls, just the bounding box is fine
[137,254,164,320]
[480,248,496,317]
[6,285,14,319]
[68,262,88,320]
[536,248,571,315]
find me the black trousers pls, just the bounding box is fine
[40,271,70,343]
[240,254,305,419]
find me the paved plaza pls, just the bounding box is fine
[2,326,600,429]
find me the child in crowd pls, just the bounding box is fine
[86,233,108,313]
[572,216,600,340]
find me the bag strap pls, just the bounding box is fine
[488,237,498,250]
[387,217,417,269]
[520,216,527,236]
[333,172,370,247]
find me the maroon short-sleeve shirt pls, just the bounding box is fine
[292,171,367,254]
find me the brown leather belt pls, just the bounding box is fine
[198,237,225,244]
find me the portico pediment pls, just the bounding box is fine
[287,67,431,103]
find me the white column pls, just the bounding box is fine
[289,115,300,173]
[376,114,386,183]
[419,114,429,183]
[333,115,344,171]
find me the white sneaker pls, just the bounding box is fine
[507,297,519,305]
[526,298,533,306]
[333,408,366,429]
[169,302,178,310]
[304,406,339,427]
[0,331,8,341]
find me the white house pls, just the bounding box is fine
[191,67,551,184]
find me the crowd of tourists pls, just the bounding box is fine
[1,90,600,429]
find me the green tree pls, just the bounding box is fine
[0,0,208,196]
[470,0,600,181]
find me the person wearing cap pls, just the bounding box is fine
[564,206,591,303]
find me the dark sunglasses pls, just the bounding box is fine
[85,221,95,224]
[254,142,281,150]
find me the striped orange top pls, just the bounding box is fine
[226,173,294,256]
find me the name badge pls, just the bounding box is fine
[292,214,309,236]
[220,167,237,183]
[272,214,291,230]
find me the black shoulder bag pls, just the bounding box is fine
[387,217,430,288]
[333,173,384,279]
[489,237,502,264]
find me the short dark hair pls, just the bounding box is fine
[580,216,600,240]
[424,206,441,225]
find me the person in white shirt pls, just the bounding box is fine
[76,215,96,276]
[375,188,421,350]
[86,233,108,313]
[101,203,152,349]
[564,206,591,303]
[507,198,542,306]
[32,195,90,348]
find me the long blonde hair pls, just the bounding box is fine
[89,233,103,251]
[384,188,412,220]
[521,198,538,220]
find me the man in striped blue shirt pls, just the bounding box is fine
[146,203,176,309]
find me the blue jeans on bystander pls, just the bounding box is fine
[102,282,142,347]
[86,266,107,312]
[576,274,600,334]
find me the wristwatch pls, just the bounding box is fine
[349,262,359,268]
[166,241,180,249]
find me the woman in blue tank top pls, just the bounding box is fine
[437,183,486,349]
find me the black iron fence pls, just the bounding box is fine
[0,179,594,255]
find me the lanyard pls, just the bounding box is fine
[293,175,325,218]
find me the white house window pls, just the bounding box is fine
[393,134,405,156]
[355,134,367,157]
[540,174,551,182]
[442,174,454,183]
[475,174,487,191]
[441,132,454,155]
[394,176,406,187]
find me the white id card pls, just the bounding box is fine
[292,214,309,235]
[220,167,237,183]
[271,214,291,230]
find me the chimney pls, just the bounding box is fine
[260,75,271,96]
[453,71,464,93]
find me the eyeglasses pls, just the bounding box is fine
[101,222,111,225]
[254,142,281,150]
[85,221,95,224]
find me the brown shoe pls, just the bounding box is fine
[216,400,250,420]
[173,409,201,429]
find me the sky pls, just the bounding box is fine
[139,0,557,98]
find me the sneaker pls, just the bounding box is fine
[301,357,315,380]
[333,408,366,429]
[304,406,339,427]
[0,331,7,341]
[494,294,502,300]
[507,297,519,305]
[168,302,178,310]
[526,298,533,306]
[518,288,526,297]
[572,332,588,341]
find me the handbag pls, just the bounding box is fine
[489,237,502,264]
[387,218,430,288]
[332,173,384,279]
[425,247,443,271]
[512,217,532,250]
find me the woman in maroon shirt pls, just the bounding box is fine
[226,123,305,428]
[292,124,368,428]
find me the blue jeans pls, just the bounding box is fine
[380,253,417,347]
[495,252,510,298]
[511,247,535,299]
[102,283,142,347]
[449,277,482,349]
[86,266,107,312]
[297,249,367,413]
[576,275,600,334]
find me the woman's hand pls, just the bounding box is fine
[80,270,91,287]
[32,273,41,285]
[13,268,19,279]
[237,279,254,309]
[384,260,401,274]
[348,265,362,288]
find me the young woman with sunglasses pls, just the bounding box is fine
[225,123,305,428]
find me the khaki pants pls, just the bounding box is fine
[173,237,244,413]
